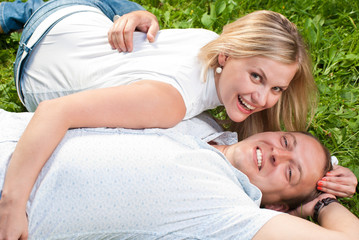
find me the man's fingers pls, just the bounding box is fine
[108,17,131,52]
[108,11,160,52]
[122,19,137,52]
[146,21,159,43]
[115,18,129,52]
[108,25,116,49]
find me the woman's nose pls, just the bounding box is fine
[252,88,269,107]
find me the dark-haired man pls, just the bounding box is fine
[0,110,357,240]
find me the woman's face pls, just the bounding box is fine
[214,55,298,123]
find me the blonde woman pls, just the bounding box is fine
[198,12,315,139]
[8,1,314,138]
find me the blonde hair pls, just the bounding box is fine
[198,10,317,140]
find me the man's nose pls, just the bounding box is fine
[271,148,293,165]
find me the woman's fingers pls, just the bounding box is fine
[317,176,357,197]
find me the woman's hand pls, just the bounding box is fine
[108,10,159,52]
[317,165,358,198]
[288,193,336,219]
[0,197,28,240]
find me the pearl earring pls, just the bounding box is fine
[216,67,222,74]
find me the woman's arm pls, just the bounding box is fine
[0,81,186,239]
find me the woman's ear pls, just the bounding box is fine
[264,203,289,212]
[218,53,228,66]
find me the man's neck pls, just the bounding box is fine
[211,144,228,155]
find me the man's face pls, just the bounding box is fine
[224,132,325,205]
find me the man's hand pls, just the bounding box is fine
[0,198,28,240]
[317,165,358,198]
[288,193,336,219]
[108,10,159,52]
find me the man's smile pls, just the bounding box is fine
[256,147,263,170]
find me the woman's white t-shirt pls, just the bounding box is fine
[22,7,222,118]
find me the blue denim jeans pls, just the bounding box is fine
[0,0,144,33]
[0,0,44,33]
[0,0,144,106]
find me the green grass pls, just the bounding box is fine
[0,0,358,216]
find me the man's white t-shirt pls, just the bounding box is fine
[0,110,281,239]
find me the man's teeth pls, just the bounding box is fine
[256,148,262,168]
[238,96,255,110]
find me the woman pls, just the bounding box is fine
[6,0,314,137]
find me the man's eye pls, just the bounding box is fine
[289,168,292,182]
[282,136,288,148]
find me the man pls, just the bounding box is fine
[0,110,357,239]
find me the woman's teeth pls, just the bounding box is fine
[256,148,262,169]
[238,96,255,110]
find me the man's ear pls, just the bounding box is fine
[264,203,289,212]
[218,53,228,66]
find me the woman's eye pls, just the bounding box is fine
[288,168,292,182]
[272,86,283,92]
[250,72,261,82]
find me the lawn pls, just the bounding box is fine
[0,0,358,216]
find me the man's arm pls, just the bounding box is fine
[253,201,359,240]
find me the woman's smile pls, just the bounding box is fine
[238,95,255,112]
